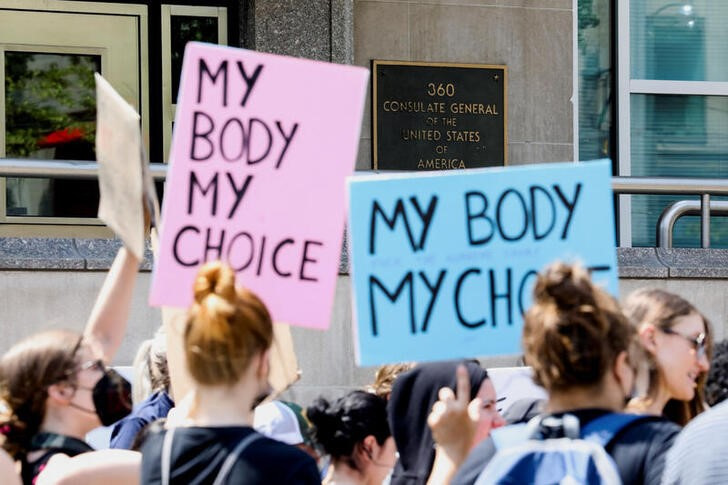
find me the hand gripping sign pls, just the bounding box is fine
[347,160,618,365]
[150,42,369,330]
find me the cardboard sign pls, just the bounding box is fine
[150,42,369,329]
[95,74,146,260]
[348,160,617,365]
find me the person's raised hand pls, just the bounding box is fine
[427,364,481,463]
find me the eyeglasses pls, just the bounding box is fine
[77,359,106,373]
[661,328,707,360]
[59,357,106,384]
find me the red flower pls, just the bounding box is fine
[38,127,85,147]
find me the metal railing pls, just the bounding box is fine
[0,158,168,180]
[1,159,727,248]
[657,200,728,249]
[612,176,728,248]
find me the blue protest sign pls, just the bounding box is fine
[347,160,617,366]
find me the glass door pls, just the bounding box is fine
[0,1,148,231]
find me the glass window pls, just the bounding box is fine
[631,1,728,82]
[170,16,219,102]
[630,93,728,246]
[161,6,227,164]
[5,51,100,217]
[578,0,613,161]
[602,0,728,247]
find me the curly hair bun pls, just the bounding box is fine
[306,397,353,457]
[307,391,390,461]
[523,261,633,392]
[533,262,597,310]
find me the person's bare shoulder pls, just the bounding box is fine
[35,449,141,485]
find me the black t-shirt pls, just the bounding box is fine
[452,409,680,485]
[21,433,94,485]
[140,426,320,484]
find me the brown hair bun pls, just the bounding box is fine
[523,262,633,392]
[533,263,598,311]
[193,262,236,306]
[185,261,273,386]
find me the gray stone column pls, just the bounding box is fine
[241,0,354,64]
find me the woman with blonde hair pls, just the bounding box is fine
[110,327,173,449]
[624,288,712,425]
[139,261,319,483]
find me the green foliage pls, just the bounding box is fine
[577,0,602,47]
[5,52,97,157]
[578,0,600,30]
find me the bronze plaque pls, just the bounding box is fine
[373,60,507,171]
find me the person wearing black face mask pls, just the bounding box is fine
[0,246,141,485]
[66,358,133,427]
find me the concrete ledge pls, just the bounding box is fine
[617,247,728,279]
[617,247,668,278]
[76,238,155,271]
[657,248,728,278]
[339,231,350,274]
[0,237,154,271]
[0,238,84,269]
[3,239,728,279]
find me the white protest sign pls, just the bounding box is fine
[95,73,146,259]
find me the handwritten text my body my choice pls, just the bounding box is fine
[365,182,609,337]
[171,57,323,283]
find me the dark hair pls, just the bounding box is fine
[388,360,489,483]
[307,390,390,469]
[705,339,728,406]
[624,288,712,425]
[522,262,634,392]
[185,261,273,386]
[0,330,82,459]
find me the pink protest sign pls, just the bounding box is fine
[150,42,368,329]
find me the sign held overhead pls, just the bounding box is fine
[150,42,369,330]
[347,160,618,365]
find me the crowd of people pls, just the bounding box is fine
[0,233,723,484]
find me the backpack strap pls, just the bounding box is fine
[580,413,650,448]
[211,432,264,485]
[160,427,176,485]
[492,412,652,451]
[491,422,531,451]
[493,412,586,451]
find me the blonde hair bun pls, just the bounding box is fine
[522,261,633,392]
[194,261,236,305]
[185,261,274,386]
